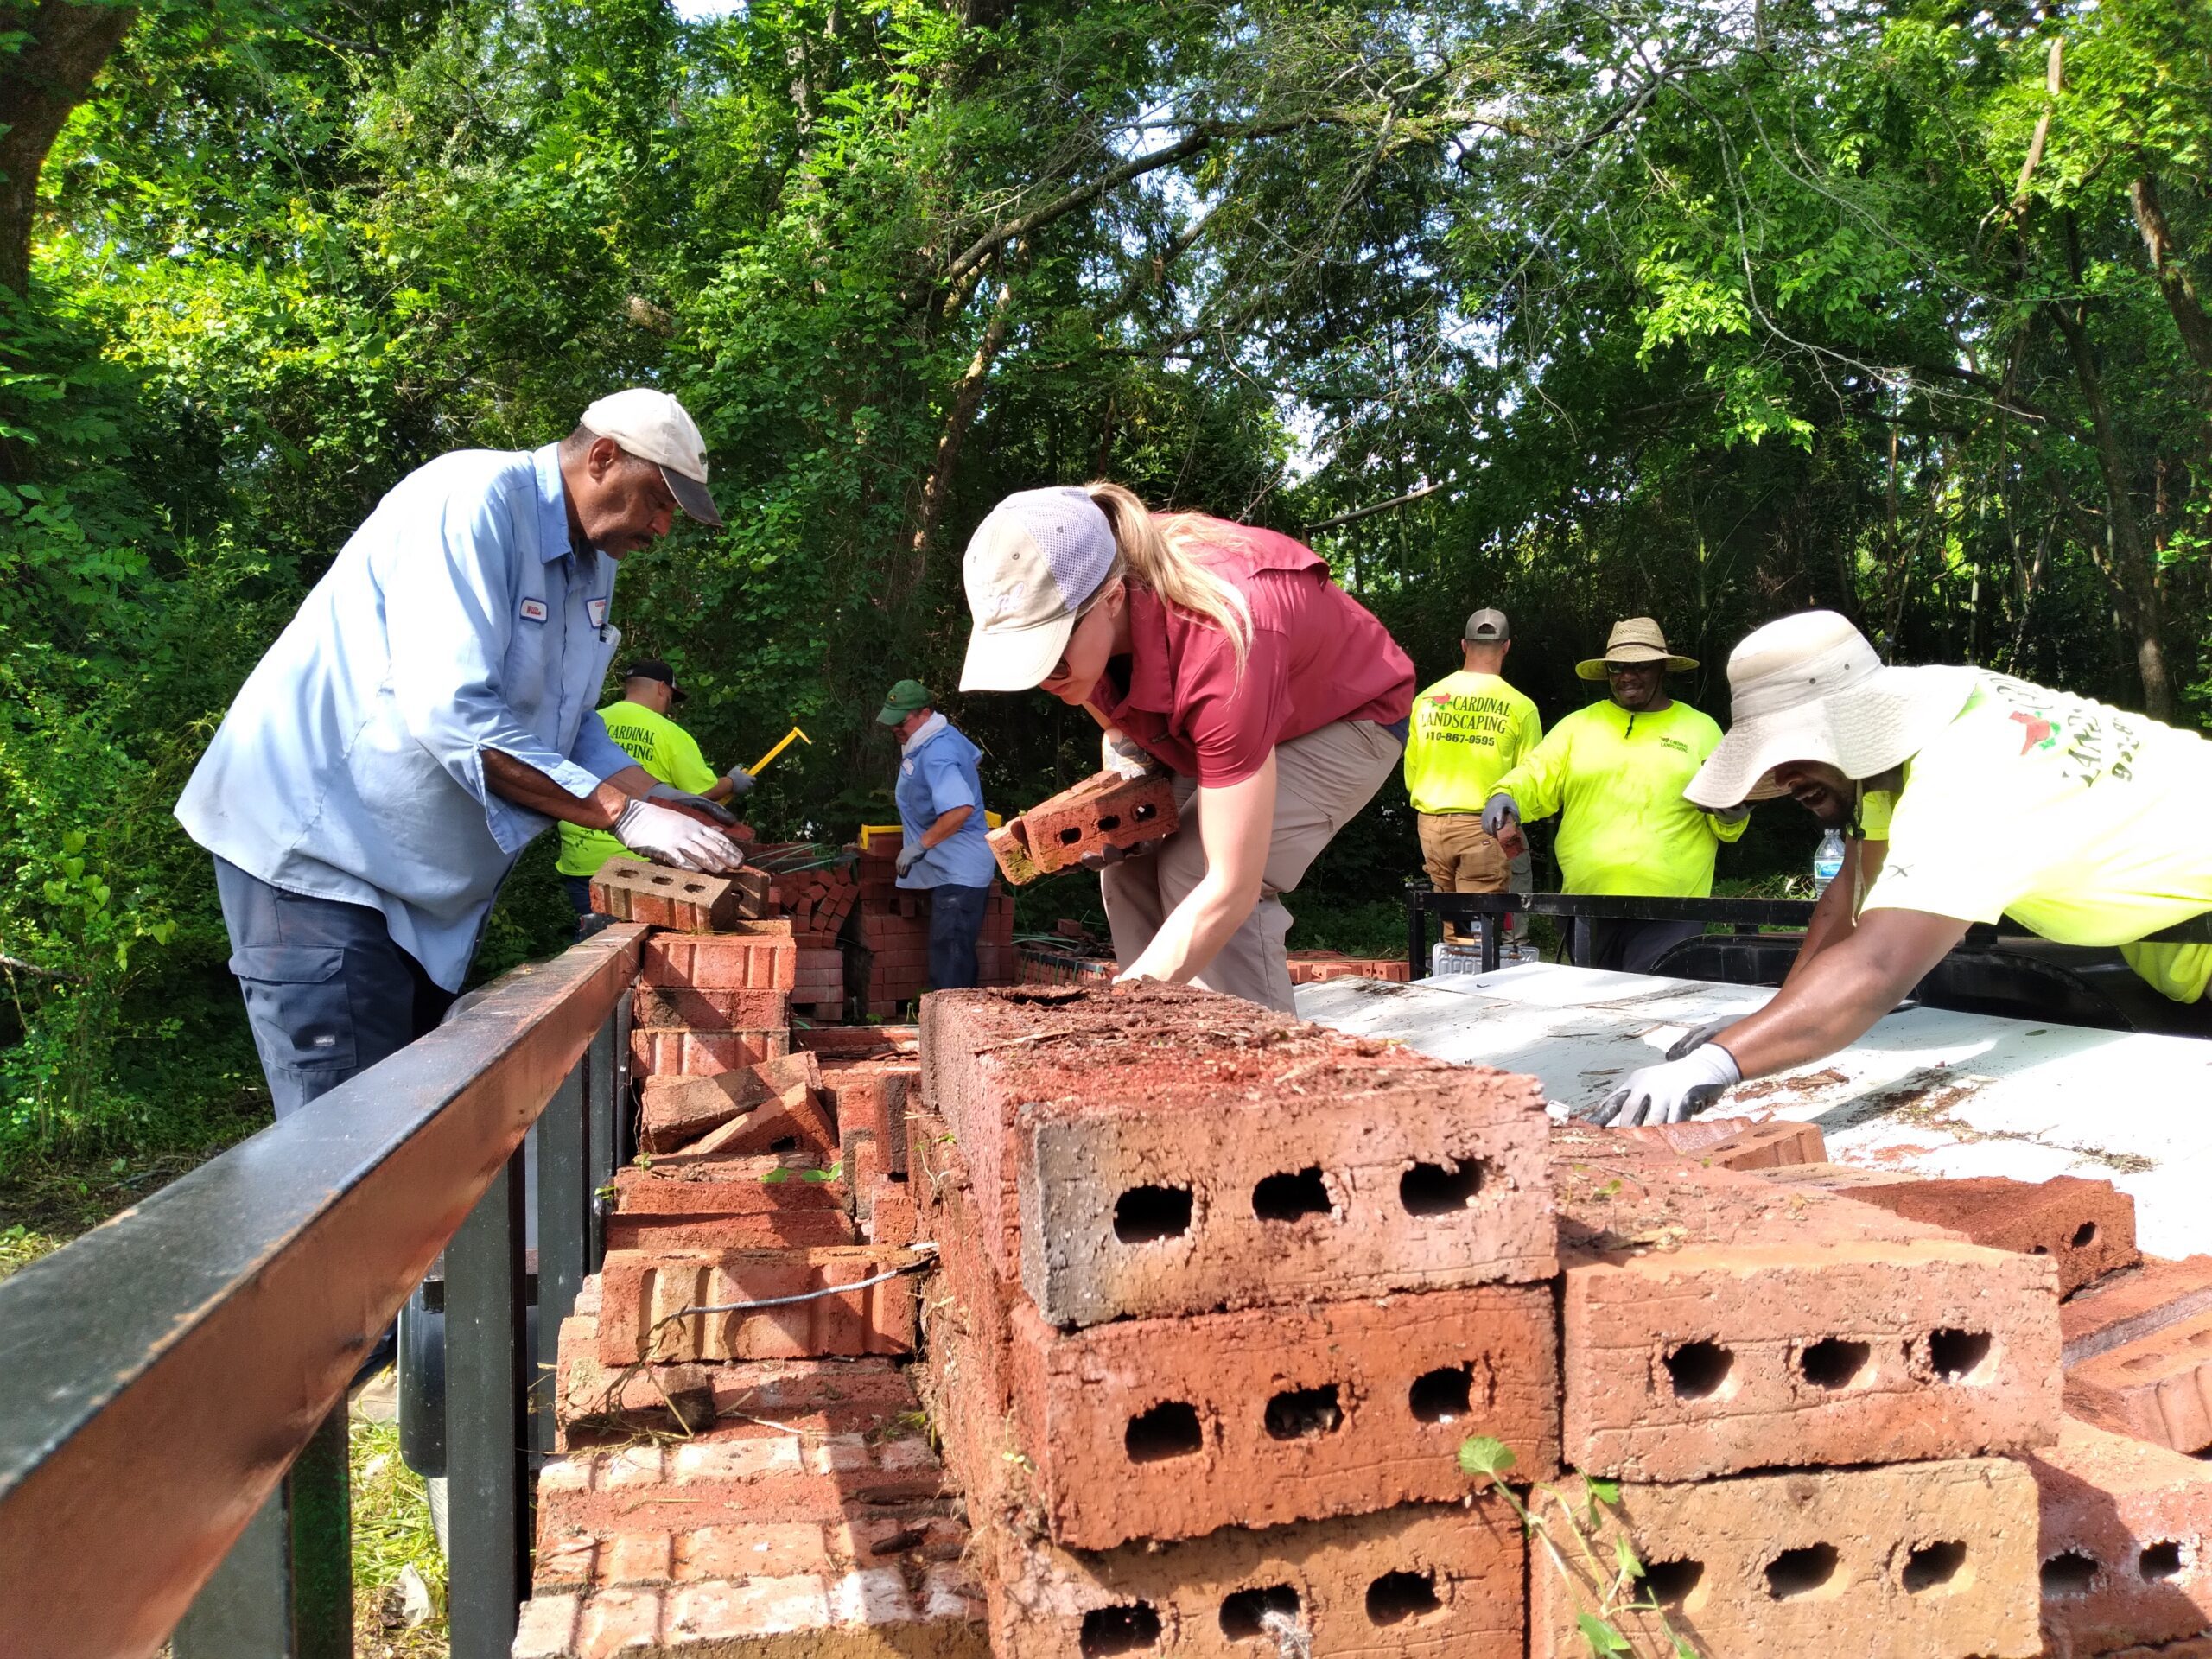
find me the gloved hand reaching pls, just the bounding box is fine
[1480,792,1519,838]
[1102,729,1155,780]
[614,799,745,873]
[1586,1044,1740,1127]
[1664,1015,1741,1062]
[723,766,756,798]
[645,782,738,825]
[1713,802,1751,825]
[895,842,924,876]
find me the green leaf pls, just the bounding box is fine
[1672,1637,1700,1659]
[61,829,85,855]
[1458,1435,1516,1479]
[1586,1478,1621,1508]
[1577,1613,1630,1656]
[1615,1534,1644,1579]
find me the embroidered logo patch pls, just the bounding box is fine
[519,597,549,623]
[588,596,609,628]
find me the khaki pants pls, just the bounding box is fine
[1418,812,1509,942]
[1103,720,1404,1013]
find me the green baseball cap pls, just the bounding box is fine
[876,678,931,725]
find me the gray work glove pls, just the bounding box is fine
[895,842,924,876]
[1102,729,1155,780]
[646,783,738,825]
[1664,1015,1742,1062]
[722,766,756,798]
[1713,802,1751,825]
[1480,793,1519,838]
[614,798,745,873]
[1586,1044,1741,1127]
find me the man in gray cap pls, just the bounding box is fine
[177,388,738,1121]
[1402,607,1541,939]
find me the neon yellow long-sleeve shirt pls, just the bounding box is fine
[1491,698,1744,896]
[1402,671,1542,814]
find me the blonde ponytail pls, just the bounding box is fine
[1084,481,1255,671]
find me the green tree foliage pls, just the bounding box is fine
[1,0,2207,1154]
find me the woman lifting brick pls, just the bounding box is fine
[957,483,1414,1012]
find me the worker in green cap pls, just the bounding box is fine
[880,679,995,989]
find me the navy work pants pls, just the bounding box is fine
[213,856,457,1119]
[925,883,991,992]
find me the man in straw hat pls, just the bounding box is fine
[1483,616,1747,975]
[1591,608,2212,1126]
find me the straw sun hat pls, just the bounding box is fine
[1686,611,1977,808]
[1574,617,1699,681]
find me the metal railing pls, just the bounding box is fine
[0,922,648,1659]
[1404,885,2212,979]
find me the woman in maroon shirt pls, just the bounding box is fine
[959,483,1414,1011]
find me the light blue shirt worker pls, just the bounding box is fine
[176,442,635,992]
[893,718,996,891]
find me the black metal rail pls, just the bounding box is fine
[0,922,646,1659]
[1405,886,2212,979]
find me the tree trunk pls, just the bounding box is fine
[0,3,137,296]
[2131,173,2212,391]
[2050,297,2173,718]
[904,257,1018,582]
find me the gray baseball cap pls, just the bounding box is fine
[1465,607,1510,642]
[958,487,1121,691]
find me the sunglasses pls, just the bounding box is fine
[1604,660,1660,676]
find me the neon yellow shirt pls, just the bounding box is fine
[1492,698,1745,896]
[1860,673,2212,1001]
[1402,671,1542,814]
[556,700,721,878]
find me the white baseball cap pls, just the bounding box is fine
[958,487,1122,691]
[580,388,723,527]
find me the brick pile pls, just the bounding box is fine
[1284,949,1414,984]
[913,982,1557,1653]
[850,842,1015,1015]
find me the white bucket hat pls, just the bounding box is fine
[958,486,1122,691]
[1686,610,1977,807]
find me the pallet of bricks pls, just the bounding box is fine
[850,835,1017,1016]
[521,854,982,1654]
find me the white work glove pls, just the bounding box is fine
[1664,1015,1742,1062]
[1586,1044,1741,1127]
[722,766,756,798]
[614,798,745,873]
[895,842,924,876]
[1102,729,1155,779]
[1480,793,1519,839]
[645,782,737,825]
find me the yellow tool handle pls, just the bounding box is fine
[748,725,813,777]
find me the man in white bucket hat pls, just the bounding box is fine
[1590,608,2212,1126]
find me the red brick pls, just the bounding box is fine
[1012,1046,1554,1326]
[641,928,797,992]
[597,1245,924,1363]
[1005,768,1179,877]
[606,1160,855,1253]
[1847,1175,2139,1295]
[820,1057,917,1181]
[588,857,749,931]
[798,1024,918,1059]
[632,984,790,1031]
[2067,1306,2212,1453]
[652,1083,836,1165]
[630,1026,791,1077]
[865,1178,917,1248]
[2030,1415,2212,1654]
[909,1116,1016,1513]
[987,1500,1523,1658]
[2064,1256,2212,1366]
[1532,1459,2041,1658]
[987,820,1046,885]
[1554,1128,2062,1480]
[1005,1281,1557,1550]
[638,1053,822,1154]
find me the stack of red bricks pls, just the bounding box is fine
[1284,949,1413,985]
[912,982,1559,1654]
[849,842,1015,1015]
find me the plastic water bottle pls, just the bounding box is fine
[1813,829,1846,897]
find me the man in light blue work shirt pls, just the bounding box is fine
[176,388,741,1119]
[880,679,995,990]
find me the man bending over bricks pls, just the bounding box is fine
[1593,609,2212,1126]
[176,390,741,1121]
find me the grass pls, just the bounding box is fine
[350,1413,449,1657]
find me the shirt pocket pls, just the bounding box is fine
[228,945,358,1072]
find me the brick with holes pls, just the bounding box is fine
[1014,1045,1554,1325]
[596,1245,925,1363]
[2066,1305,2212,1454]
[1004,1282,1556,1550]
[986,1498,1523,1658]
[588,857,750,931]
[1846,1174,2139,1295]
[2030,1415,2212,1655]
[1011,769,1179,876]
[1554,1126,2062,1481]
[1531,1458,2041,1658]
